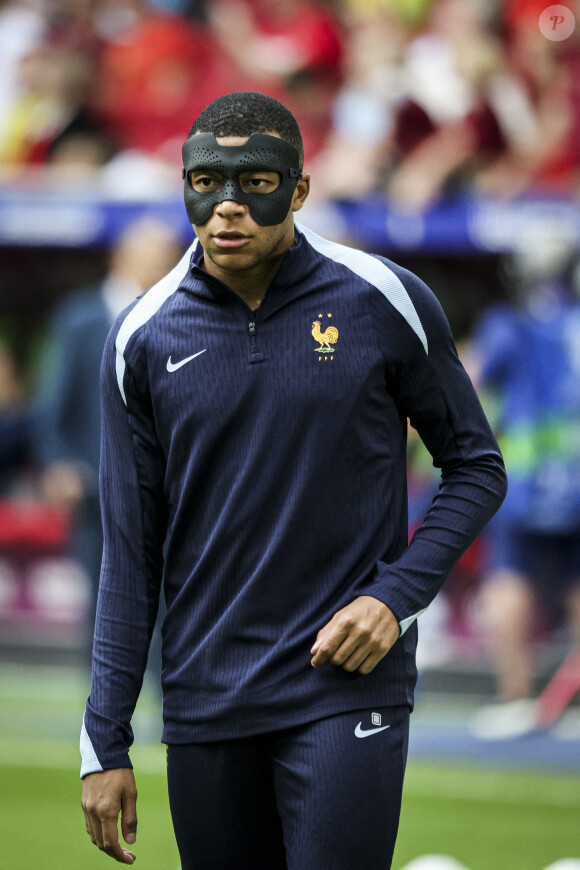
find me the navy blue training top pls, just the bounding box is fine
[80,223,506,775]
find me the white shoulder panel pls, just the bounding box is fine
[295,221,428,354]
[115,240,198,404]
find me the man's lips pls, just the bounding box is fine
[212,231,250,249]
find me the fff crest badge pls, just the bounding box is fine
[312,313,339,361]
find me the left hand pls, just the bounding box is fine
[81,768,137,864]
[310,596,400,675]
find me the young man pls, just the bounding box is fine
[80,92,507,869]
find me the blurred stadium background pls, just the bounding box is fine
[1,0,580,867]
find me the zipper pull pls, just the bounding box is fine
[247,319,264,363]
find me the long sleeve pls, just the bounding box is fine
[80,319,167,776]
[79,225,506,751]
[359,265,507,631]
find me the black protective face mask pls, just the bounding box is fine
[182,132,303,226]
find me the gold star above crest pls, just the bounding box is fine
[318,313,323,318]
[327,313,332,318]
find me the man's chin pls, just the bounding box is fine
[207,249,258,271]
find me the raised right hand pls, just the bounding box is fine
[81,768,138,864]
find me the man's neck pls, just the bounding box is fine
[200,249,287,310]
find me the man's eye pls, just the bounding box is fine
[191,175,220,192]
[241,175,279,192]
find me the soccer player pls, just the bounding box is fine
[80,91,507,869]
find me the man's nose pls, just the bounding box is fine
[215,198,246,217]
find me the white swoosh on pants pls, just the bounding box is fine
[354,722,391,738]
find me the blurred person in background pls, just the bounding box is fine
[383,0,539,210]
[208,0,345,160]
[305,4,409,203]
[33,215,184,666]
[469,224,580,738]
[0,42,103,171]
[0,0,46,146]
[477,0,580,197]
[91,0,232,166]
[305,0,543,211]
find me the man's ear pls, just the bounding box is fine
[291,174,311,212]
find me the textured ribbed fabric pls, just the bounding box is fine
[167,705,409,870]
[81,227,506,775]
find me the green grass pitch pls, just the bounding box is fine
[0,664,578,869]
[1,753,578,870]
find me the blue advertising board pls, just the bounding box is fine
[0,189,579,254]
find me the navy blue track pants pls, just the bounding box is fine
[167,704,410,870]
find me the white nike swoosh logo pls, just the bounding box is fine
[354,722,391,738]
[166,349,207,372]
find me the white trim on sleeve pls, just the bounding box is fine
[80,713,104,779]
[399,606,430,636]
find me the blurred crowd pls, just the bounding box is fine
[1,0,580,734]
[0,0,580,207]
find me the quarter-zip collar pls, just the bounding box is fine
[180,229,319,310]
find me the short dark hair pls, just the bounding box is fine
[188,92,304,167]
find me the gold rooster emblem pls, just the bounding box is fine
[312,319,339,353]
